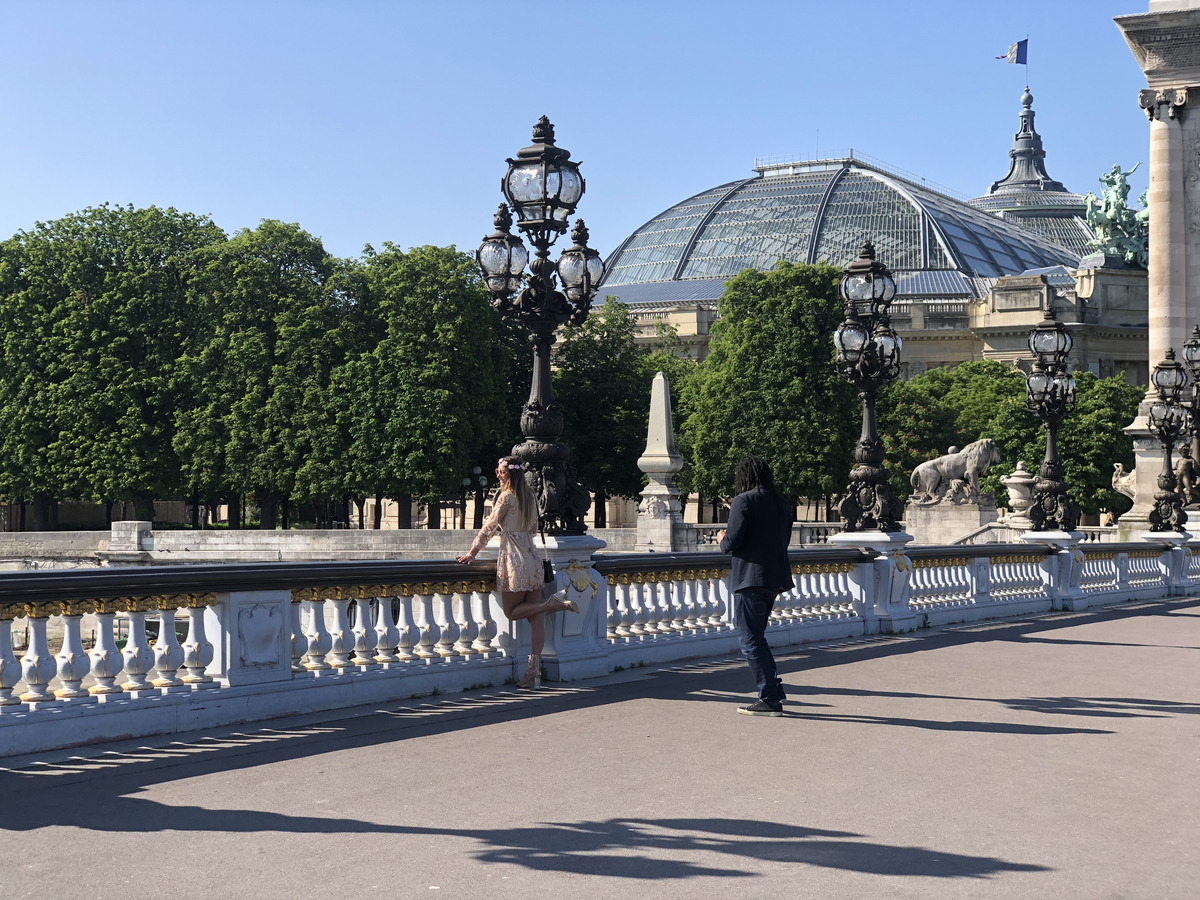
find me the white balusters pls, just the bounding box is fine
[394,593,417,661]
[708,575,728,627]
[89,605,125,694]
[627,580,647,636]
[374,594,401,664]
[471,588,495,654]
[120,607,156,692]
[326,593,354,668]
[152,604,185,688]
[433,589,459,658]
[351,593,377,667]
[302,597,332,670]
[681,577,699,631]
[0,612,22,705]
[19,612,55,702]
[180,602,214,684]
[289,599,306,671]
[55,607,91,699]
[453,587,475,657]
[413,588,438,660]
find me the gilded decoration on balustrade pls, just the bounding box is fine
[0,592,218,620]
[791,561,855,575]
[914,556,972,568]
[290,580,493,604]
[562,559,599,599]
[987,555,1042,566]
[1128,550,1162,560]
[606,568,728,586]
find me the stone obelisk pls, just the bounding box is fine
[1116,2,1200,532]
[635,372,684,552]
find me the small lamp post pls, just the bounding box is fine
[1147,350,1189,532]
[1024,308,1079,532]
[470,466,489,530]
[476,118,603,534]
[834,241,903,532]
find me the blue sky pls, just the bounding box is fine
[0,1,1152,265]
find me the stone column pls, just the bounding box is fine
[635,372,685,552]
[1115,6,1200,529]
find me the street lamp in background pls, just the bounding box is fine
[1024,308,1079,532]
[468,467,489,530]
[1147,350,1189,532]
[833,241,903,532]
[1179,325,1200,464]
[476,117,603,534]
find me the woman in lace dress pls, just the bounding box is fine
[457,456,576,688]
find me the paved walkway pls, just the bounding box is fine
[2,598,1198,900]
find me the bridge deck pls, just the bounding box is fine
[2,598,1197,900]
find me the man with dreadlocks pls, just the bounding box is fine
[715,455,794,716]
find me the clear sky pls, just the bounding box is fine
[0,1,1154,265]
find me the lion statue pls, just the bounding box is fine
[909,439,1001,505]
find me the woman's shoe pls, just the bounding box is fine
[542,592,579,614]
[517,654,541,689]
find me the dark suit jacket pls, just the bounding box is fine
[719,486,793,594]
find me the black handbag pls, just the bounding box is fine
[540,527,554,583]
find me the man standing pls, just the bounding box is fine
[716,455,793,716]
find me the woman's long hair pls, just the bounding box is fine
[499,455,538,532]
[734,455,776,497]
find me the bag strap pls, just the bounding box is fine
[539,524,550,561]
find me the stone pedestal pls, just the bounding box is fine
[829,530,918,633]
[1117,418,1166,538]
[1000,463,1036,529]
[538,534,609,682]
[1021,530,1087,610]
[903,496,999,546]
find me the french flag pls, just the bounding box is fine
[997,39,1028,64]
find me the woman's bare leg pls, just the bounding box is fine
[502,589,549,622]
[527,611,545,656]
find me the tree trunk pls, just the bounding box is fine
[396,493,412,529]
[19,499,26,532]
[594,488,607,528]
[105,500,114,527]
[257,490,277,529]
[228,494,242,530]
[281,497,290,530]
[32,493,52,531]
[373,493,383,529]
[427,500,441,529]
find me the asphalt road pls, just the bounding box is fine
[2,597,1197,900]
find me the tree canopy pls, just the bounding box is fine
[686,261,858,501]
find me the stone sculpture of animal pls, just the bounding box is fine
[1112,462,1136,501]
[909,439,1001,503]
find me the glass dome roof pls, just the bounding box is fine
[601,156,1082,304]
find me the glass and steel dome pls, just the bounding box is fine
[600,153,1082,307]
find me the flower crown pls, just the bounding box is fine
[498,458,525,471]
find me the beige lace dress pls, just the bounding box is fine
[468,490,544,593]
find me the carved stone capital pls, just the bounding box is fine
[1139,87,1189,121]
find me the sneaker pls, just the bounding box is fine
[738,699,784,717]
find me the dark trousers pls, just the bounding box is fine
[734,587,784,703]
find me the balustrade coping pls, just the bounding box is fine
[0,558,497,606]
[592,547,871,576]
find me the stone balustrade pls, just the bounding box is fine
[2,537,1197,757]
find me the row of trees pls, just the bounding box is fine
[0,205,1141,529]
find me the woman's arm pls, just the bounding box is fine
[458,492,511,563]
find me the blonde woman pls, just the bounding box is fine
[458,456,577,688]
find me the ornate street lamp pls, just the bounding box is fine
[1024,307,1079,532]
[1180,324,1200,464]
[476,118,603,533]
[1147,350,1189,532]
[834,241,903,532]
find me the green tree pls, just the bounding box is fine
[337,244,508,526]
[686,261,857,503]
[554,297,655,526]
[0,204,225,524]
[175,220,343,527]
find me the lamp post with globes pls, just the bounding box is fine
[1024,308,1079,532]
[1180,325,1200,465]
[833,241,904,532]
[476,118,604,534]
[1147,350,1189,532]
